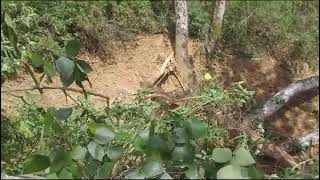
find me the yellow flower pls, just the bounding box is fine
[204,73,212,80]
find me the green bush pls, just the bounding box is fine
[188,1,211,38]
[222,0,319,72]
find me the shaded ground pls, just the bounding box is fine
[209,56,319,139]
[1,33,319,154]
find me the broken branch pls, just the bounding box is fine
[151,53,174,87]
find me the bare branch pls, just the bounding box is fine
[5,93,31,105]
[23,62,43,94]
[1,86,110,104]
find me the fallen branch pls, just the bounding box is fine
[1,86,110,106]
[255,75,319,121]
[298,128,319,147]
[241,75,319,167]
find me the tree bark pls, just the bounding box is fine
[298,128,319,147]
[254,75,319,121]
[175,0,195,93]
[211,0,226,42]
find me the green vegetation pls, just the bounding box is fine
[222,0,319,73]
[1,0,319,179]
[1,77,261,178]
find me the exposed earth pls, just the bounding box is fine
[1,34,319,150]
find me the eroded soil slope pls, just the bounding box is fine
[1,34,319,141]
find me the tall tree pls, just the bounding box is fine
[175,0,194,92]
[211,0,226,42]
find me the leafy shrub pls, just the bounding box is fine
[188,1,211,38]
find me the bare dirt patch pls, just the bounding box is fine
[1,34,318,142]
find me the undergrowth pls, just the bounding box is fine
[2,1,318,81]
[2,78,318,179]
[1,79,256,178]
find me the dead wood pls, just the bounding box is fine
[255,75,319,121]
[298,128,319,147]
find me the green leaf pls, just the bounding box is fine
[76,59,92,74]
[106,146,123,161]
[248,166,264,179]
[234,147,256,166]
[211,148,233,163]
[87,141,105,161]
[173,128,190,144]
[89,123,115,144]
[86,157,100,177]
[23,155,50,174]
[160,172,173,179]
[18,121,33,138]
[240,166,250,179]
[44,61,55,79]
[171,144,195,163]
[65,39,81,58]
[51,121,63,134]
[46,173,58,179]
[30,53,42,67]
[58,168,73,179]
[216,164,242,179]
[96,161,114,178]
[4,13,14,28]
[7,27,18,51]
[185,165,205,179]
[142,160,164,178]
[54,107,73,121]
[203,161,223,179]
[70,145,87,161]
[185,117,207,139]
[126,169,145,179]
[44,107,55,128]
[49,147,70,173]
[68,161,82,179]
[74,66,86,88]
[55,56,75,87]
[146,135,167,153]
[139,129,150,142]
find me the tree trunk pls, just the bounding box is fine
[255,75,319,121]
[211,0,226,42]
[175,0,195,93]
